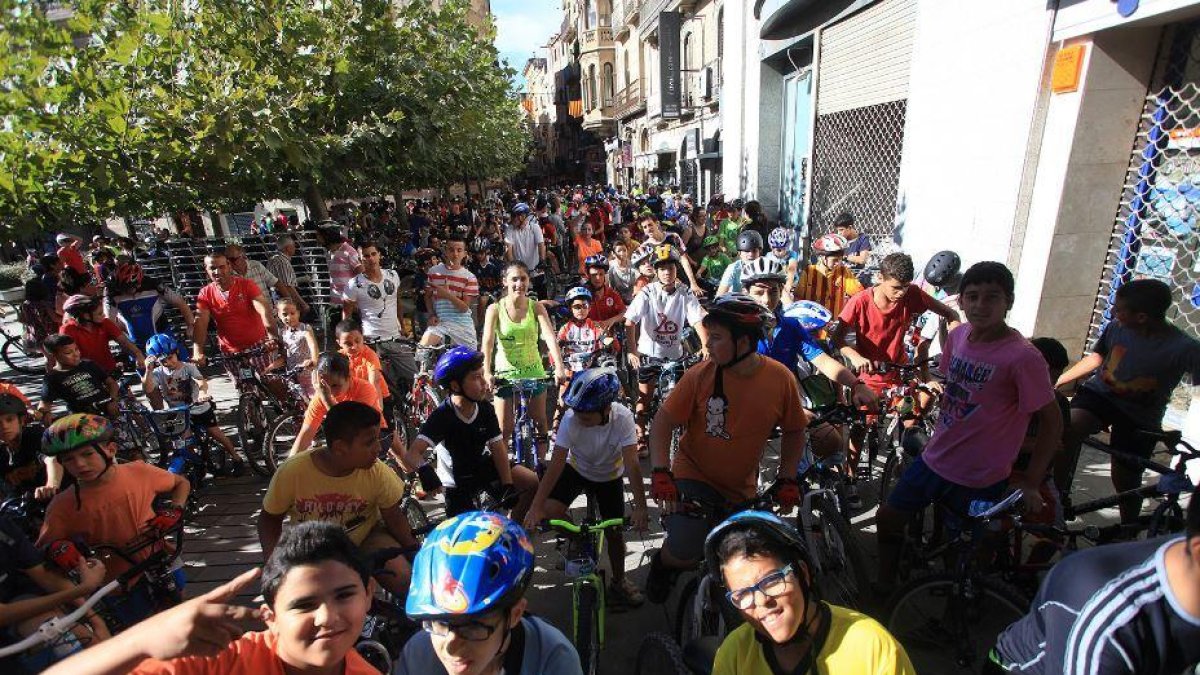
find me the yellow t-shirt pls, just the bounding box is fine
[712,604,915,675]
[262,452,404,546]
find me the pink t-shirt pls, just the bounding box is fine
[328,242,361,305]
[838,286,934,390]
[922,324,1056,488]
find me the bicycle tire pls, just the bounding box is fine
[238,395,271,477]
[1149,499,1187,538]
[879,449,907,505]
[634,632,693,675]
[265,414,302,474]
[576,583,601,675]
[403,497,433,540]
[886,572,1028,674]
[1,335,45,375]
[804,496,870,609]
[674,576,727,647]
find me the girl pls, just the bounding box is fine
[481,262,569,468]
[607,239,639,304]
[631,243,656,297]
[276,298,318,401]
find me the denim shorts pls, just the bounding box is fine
[885,456,1007,515]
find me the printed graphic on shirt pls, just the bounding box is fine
[705,395,730,439]
[294,493,370,534]
[938,354,997,430]
[653,312,680,345]
[1100,345,1158,398]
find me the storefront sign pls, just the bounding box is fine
[1051,44,1086,94]
[684,129,700,158]
[660,11,682,119]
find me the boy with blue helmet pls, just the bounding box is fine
[400,511,582,675]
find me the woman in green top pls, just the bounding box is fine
[482,261,569,465]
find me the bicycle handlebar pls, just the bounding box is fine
[546,517,626,535]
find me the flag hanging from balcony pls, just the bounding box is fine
[522,98,534,114]
[569,99,584,117]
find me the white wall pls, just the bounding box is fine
[1054,0,1200,40]
[719,0,763,200]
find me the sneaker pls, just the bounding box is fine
[845,484,863,510]
[609,577,645,609]
[644,549,679,604]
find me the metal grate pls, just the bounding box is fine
[806,100,907,244]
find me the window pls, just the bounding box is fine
[602,62,614,107]
[584,0,597,30]
[623,51,631,92]
[683,32,693,71]
[588,64,597,111]
[718,8,725,75]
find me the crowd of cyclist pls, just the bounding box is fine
[2,182,1200,674]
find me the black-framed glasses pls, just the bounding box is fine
[422,618,501,642]
[725,563,795,610]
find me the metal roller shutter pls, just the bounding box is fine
[817,0,918,115]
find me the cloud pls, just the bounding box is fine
[492,0,561,77]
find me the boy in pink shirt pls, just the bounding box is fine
[874,262,1062,591]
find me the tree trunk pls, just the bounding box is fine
[462,174,471,202]
[303,182,330,222]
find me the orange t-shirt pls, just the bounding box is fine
[342,346,389,399]
[661,357,808,502]
[303,377,384,429]
[37,461,178,581]
[130,629,380,674]
[574,235,603,274]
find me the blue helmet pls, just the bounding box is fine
[145,333,182,359]
[783,300,832,333]
[664,207,679,220]
[583,253,609,270]
[768,227,791,250]
[434,345,484,388]
[406,512,535,620]
[562,368,621,412]
[511,202,531,216]
[703,510,814,583]
[565,286,593,304]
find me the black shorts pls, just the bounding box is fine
[637,357,665,385]
[444,460,502,517]
[1071,388,1159,461]
[546,463,625,520]
[190,405,218,429]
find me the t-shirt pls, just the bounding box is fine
[557,319,612,372]
[0,515,43,603]
[196,277,268,353]
[505,220,545,269]
[151,362,203,406]
[795,264,864,319]
[426,263,478,336]
[574,236,603,274]
[608,262,639,302]
[846,234,873,257]
[713,603,915,675]
[417,400,503,489]
[342,270,402,338]
[303,377,384,430]
[130,627,380,675]
[42,361,111,413]
[624,282,704,360]
[921,325,1056,488]
[837,286,935,390]
[108,279,183,349]
[397,616,583,675]
[759,315,825,371]
[57,245,86,275]
[701,252,733,282]
[555,403,637,482]
[662,358,808,502]
[345,347,389,400]
[60,317,124,372]
[469,259,504,296]
[585,283,626,323]
[994,536,1200,675]
[719,259,746,293]
[1082,322,1200,422]
[0,426,46,498]
[37,462,178,581]
[328,242,361,306]
[262,452,403,546]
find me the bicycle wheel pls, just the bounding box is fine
[674,576,729,646]
[805,496,871,609]
[886,572,1028,674]
[237,395,271,477]
[1,335,45,374]
[403,497,433,540]
[265,414,302,474]
[879,449,908,505]
[575,583,601,675]
[634,632,693,675]
[1149,499,1187,537]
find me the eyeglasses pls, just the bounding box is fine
[725,563,795,610]
[422,618,501,642]
[570,303,589,310]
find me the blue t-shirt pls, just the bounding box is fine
[395,615,582,675]
[759,315,825,370]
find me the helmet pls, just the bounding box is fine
[702,235,719,248]
[923,250,962,288]
[664,208,679,220]
[469,238,489,254]
[406,511,534,620]
[0,393,26,416]
[740,257,786,287]
[768,227,791,250]
[812,233,848,255]
[651,244,681,266]
[783,300,833,333]
[583,254,609,270]
[703,510,815,583]
[62,294,101,318]
[511,202,531,216]
[631,243,655,266]
[731,198,745,210]
[565,286,593,304]
[562,368,621,412]
[42,414,114,458]
[114,262,144,289]
[145,333,181,359]
[705,293,775,340]
[55,233,75,245]
[736,230,763,253]
[433,346,485,389]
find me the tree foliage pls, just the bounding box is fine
[0,0,528,234]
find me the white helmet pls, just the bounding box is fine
[740,256,786,287]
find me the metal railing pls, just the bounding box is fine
[614,79,645,119]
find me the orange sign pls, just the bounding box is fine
[1052,44,1086,94]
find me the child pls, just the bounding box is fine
[766,227,800,302]
[794,233,864,318]
[467,239,504,328]
[698,235,732,286]
[607,239,639,304]
[259,401,419,598]
[1013,336,1071,564]
[141,333,244,476]
[412,247,440,337]
[46,522,378,675]
[874,262,1061,590]
[39,334,118,423]
[571,220,604,276]
[524,369,647,608]
[288,353,383,457]
[335,320,404,458]
[1054,278,1200,526]
[422,235,479,350]
[557,287,617,374]
[631,243,656,297]
[0,392,59,500]
[58,294,144,374]
[275,298,318,401]
[401,346,539,522]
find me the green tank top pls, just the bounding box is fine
[495,298,543,379]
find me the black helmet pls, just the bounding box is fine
[736,230,763,253]
[704,293,775,341]
[923,251,962,288]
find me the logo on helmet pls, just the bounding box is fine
[434,572,470,613]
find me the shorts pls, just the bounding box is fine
[422,322,478,350]
[1070,387,1159,462]
[444,460,503,517]
[885,456,1007,515]
[637,356,666,385]
[190,404,218,428]
[663,479,728,562]
[221,339,280,383]
[495,377,548,399]
[547,464,625,520]
[370,339,417,394]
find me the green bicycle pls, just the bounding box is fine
[546,516,627,675]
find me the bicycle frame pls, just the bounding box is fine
[1065,435,1197,522]
[504,378,549,471]
[548,517,625,654]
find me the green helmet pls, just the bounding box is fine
[42,414,114,458]
[702,235,719,248]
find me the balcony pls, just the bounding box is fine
[681,61,722,110]
[580,23,614,53]
[622,0,641,27]
[614,80,646,120]
[582,101,616,133]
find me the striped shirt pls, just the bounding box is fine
[426,263,478,334]
[265,253,298,289]
[237,259,278,309]
[794,263,863,317]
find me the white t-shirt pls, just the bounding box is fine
[342,269,402,338]
[625,282,704,359]
[152,362,202,406]
[505,219,545,269]
[554,403,637,482]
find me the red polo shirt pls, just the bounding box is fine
[196,277,267,353]
[586,283,626,323]
[59,317,124,372]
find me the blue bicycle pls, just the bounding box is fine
[496,376,555,473]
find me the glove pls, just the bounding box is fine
[147,504,184,531]
[417,463,443,492]
[650,468,678,503]
[46,539,84,572]
[496,484,520,510]
[771,477,800,512]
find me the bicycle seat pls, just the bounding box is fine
[682,636,722,675]
[966,489,1025,522]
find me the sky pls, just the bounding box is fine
[491,0,562,90]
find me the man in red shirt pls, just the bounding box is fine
[192,253,281,379]
[55,233,87,277]
[59,294,145,373]
[582,255,626,330]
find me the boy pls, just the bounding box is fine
[412,247,440,336]
[422,234,479,350]
[698,235,732,287]
[259,401,419,598]
[794,233,864,319]
[335,320,405,458]
[141,333,244,475]
[524,368,647,608]
[1054,278,1200,526]
[401,346,538,522]
[59,294,145,374]
[467,239,504,328]
[0,393,60,500]
[625,244,706,455]
[46,522,378,675]
[716,230,763,296]
[288,353,383,457]
[39,334,118,423]
[631,243,655,296]
[874,262,1062,590]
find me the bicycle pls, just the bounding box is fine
[403,343,447,440]
[355,546,423,673]
[260,367,323,473]
[647,353,702,462]
[211,344,279,477]
[546,514,628,675]
[495,375,555,473]
[145,400,227,510]
[0,299,49,374]
[851,358,937,490]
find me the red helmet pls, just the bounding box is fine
[114,262,144,288]
[812,233,848,255]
